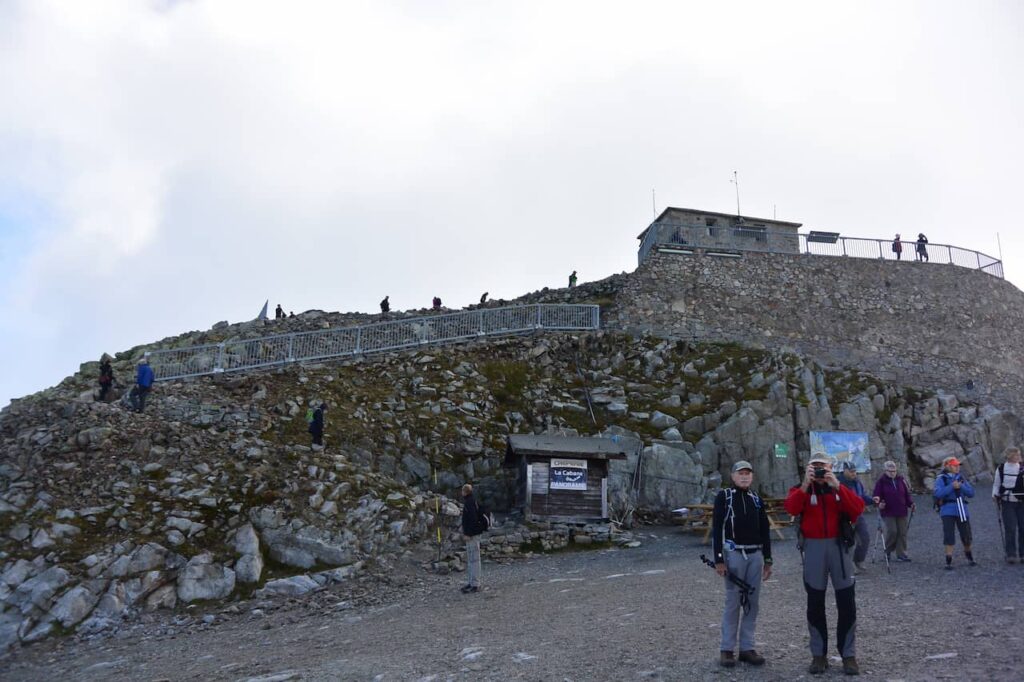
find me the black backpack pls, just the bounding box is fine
[477,504,493,532]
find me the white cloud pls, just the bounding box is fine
[1,0,1022,404]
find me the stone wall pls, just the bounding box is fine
[611,250,1024,412]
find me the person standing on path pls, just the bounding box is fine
[568,270,577,288]
[915,233,929,262]
[992,447,1024,563]
[892,234,903,260]
[460,484,484,593]
[380,296,390,316]
[131,357,155,413]
[785,454,865,676]
[871,460,915,562]
[838,461,874,573]
[308,402,327,448]
[712,460,771,669]
[935,456,976,569]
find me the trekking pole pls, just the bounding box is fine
[874,515,891,574]
[700,554,754,614]
[996,498,1006,556]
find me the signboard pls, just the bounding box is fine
[809,431,871,472]
[774,443,789,458]
[550,459,588,490]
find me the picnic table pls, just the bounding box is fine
[674,497,795,544]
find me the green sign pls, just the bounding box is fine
[774,443,789,458]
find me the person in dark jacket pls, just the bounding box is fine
[380,296,390,316]
[915,233,929,262]
[992,447,1024,563]
[712,461,771,668]
[892,234,903,260]
[275,304,284,319]
[871,460,915,562]
[97,355,115,401]
[308,403,326,447]
[838,461,874,573]
[785,454,865,676]
[131,357,155,413]
[935,456,976,569]
[460,483,484,593]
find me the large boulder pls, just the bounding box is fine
[913,440,964,468]
[176,554,235,602]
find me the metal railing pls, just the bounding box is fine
[638,222,1003,278]
[147,304,601,382]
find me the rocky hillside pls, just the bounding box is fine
[2,296,1022,655]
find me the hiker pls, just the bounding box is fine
[784,454,865,676]
[992,446,1024,564]
[460,483,485,593]
[568,270,577,288]
[838,461,874,573]
[97,354,115,402]
[712,460,771,668]
[432,296,442,311]
[308,402,326,447]
[275,304,284,319]
[915,233,929,262]
[892,234,902,260]
[380,296,390,315]
[934,456,976,569]
[131,357,155,413]
[871,460,915,562]
[480,292,488,305]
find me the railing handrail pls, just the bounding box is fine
[147,303,601,382]
[639,222,1003,278]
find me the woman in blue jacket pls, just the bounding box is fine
[934,456,976,569]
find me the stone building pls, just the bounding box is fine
[637,206,803,264]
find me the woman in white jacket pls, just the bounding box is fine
[992,447,1024,564]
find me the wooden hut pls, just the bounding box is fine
[504,435,628,523]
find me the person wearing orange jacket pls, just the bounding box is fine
[785,454,866,676]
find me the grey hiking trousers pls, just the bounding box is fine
[720,549,763,653]
[802,538,856,658]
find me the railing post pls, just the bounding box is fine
[976,251,981,269]
[842,237,847,257]
[478,310,484,335]
[878,240,883,259]
[947,245,952,263]
[214,343,225,373]
[287,334,294,362]
[536,304,542,329]
[355,328,362,355]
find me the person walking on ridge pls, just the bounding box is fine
[97,354,115,402]
[712,461,771,668]
[785,454,865,676]
[309,402,327,448]
[380,296,390,316]
[131,357,155,413]
[275,304,284,319]
[915,233,929,262]
[568,270,577,288]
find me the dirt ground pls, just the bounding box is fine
[3,495,1023,681]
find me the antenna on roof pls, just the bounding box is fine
[774,203,777,220]
[652,189,656,219]
[730,171,741,218]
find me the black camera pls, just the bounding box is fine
[813,467,827,479]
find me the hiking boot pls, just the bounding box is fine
[897,555,911,562]
[842,657,860,675]
[1007,557,1017,565]
[944,563,953,570]
[854,561,866,574]
[968,559,978,567]
[738,650,765,666]
[719,651,736,668]
[808,656,828,674]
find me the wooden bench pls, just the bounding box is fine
[675,498,795,545]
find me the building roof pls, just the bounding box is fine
[638,206,803,240]
[504,434,630,466]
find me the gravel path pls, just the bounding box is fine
[3,495,1023,681]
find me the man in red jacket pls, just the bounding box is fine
[785,454,866,676]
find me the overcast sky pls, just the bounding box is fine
[1,0,1022,406]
